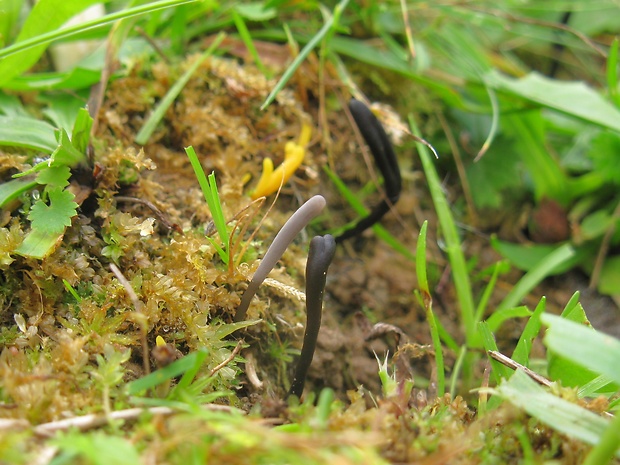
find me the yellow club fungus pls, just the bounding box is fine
[251,123,311,199]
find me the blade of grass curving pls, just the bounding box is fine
[231,9,268,77]
[607,38,619,107]
[498,243,575,311]
[126,349,207,396]
[416,221,444,396]
[0,0,102,85]
[260,0,350,110]
[479,321,511,383]
[185,146,229,263]
[409,115,476,346]
[323,165,414,262]
[485,306,532,334]
[583,412,620,465]
[473,261,504,326]
[473,84,499,162]
[0,0,199,62]
[136,32,225,145]
[579,374,616,398]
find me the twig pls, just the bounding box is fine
[33,404,240,437]
[209,340,244,377]
[116,195,182,233]
[487,350,552,387]
[110,263,150,376]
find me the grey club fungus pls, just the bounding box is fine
[234,195,327,322]
[288,234,336,398]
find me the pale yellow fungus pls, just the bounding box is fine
[156,335,167,347]
[251,123,311,199]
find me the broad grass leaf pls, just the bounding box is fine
[543,313,620,389]
[0,0,103,86]
[487,71,620,132]
[494,370,615,453]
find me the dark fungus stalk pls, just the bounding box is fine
[288,234,336,398]
[336,99,402,243]
[234,195,326,322]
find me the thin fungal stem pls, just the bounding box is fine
[288,234,336,398]
[336,99,402,243]
[234,195,326,322]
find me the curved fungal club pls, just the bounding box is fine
[234,195,327,322]
[335,99,402,243]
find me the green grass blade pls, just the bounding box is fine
[478,321,511,383]
[260,0,350,110]
[417,221,444,396]
[0,0,199,67]
[0,0,102,85]
[511,297,545,367]
[473,261,504,325]
[185,146,229,263]
[583,412,620,465]
[126,349,207,396]
[498,243,575,310]
[231,9,268,77]
[207,172,229,247]
[14,226,65,259]
[485,306,532,333]
[135,32,225,145]
[410,115,476,346]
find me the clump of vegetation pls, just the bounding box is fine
[1,1,620,464]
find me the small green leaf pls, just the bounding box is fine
[28,187,77,235]
[71,107,93,154]
[598,255,620,296]
[36,165,71,189]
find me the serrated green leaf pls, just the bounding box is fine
[51,128,87,167]
[28,187,77,235]
[35,165,71,189]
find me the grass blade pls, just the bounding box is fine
[498,243,575,310]
[607,37,619,107]
[417,221,444,396]
[0,0,199,61]
[511,297,545,367]
[410,115,476,346]
[260,0,350,110]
